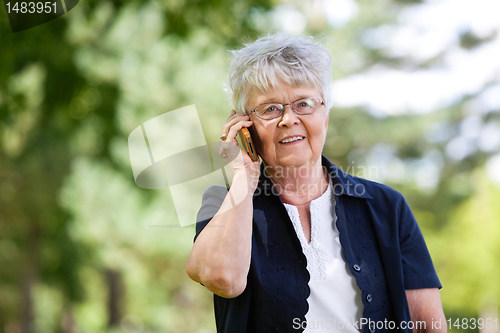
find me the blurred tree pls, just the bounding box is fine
[0,0,271,331]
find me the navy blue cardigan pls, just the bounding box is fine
[194,156,441,333]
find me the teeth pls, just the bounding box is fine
[281,136,304,143]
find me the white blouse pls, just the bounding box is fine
[283,181,363,332]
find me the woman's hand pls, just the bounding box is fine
[219,110,260,191]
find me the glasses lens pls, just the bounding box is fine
[293,98,320,114]
[256,103,283,119]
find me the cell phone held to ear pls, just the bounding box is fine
[238,128,259,162]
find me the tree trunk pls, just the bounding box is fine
[61,303,76,333]
[21,270,35,333]
[22,221,40,333]
[105,269,123,328]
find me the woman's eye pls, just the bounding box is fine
[298,99,315,108]
[265,106,278,112]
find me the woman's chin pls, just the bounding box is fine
[274,155,315,169]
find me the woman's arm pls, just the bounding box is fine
[186,171,255,298]
[186,110,259,299]
[406,288,447,333]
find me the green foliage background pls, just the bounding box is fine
[1,0,499,332]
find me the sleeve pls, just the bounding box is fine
[194,185,229,243]
[398,197,442,290]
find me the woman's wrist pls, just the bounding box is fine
[231,170,259,195]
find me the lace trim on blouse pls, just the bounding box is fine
[283,181,337,281]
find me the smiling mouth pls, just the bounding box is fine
[279,136,305,144]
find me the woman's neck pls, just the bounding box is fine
[265,159,329,206]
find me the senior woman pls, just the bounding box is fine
[186,32,446,333]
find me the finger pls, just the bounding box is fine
[223,114,250,131]
[225,111,247,124]
[225,120,253,144]
[221,116,251,140]
[225,110,247,124]
[226,109,237,120]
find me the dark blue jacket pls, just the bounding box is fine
[194,156,441,333]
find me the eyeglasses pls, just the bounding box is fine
[246,97,325,120]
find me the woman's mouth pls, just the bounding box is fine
[279,136,305,144]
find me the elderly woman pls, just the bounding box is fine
[186,32,446,333]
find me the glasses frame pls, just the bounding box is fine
[246,97,325,120]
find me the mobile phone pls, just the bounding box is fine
[238,127,259,162]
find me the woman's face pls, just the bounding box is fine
[245,82,329,170]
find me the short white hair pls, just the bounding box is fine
[227,31,333,115]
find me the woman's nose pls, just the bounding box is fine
[279,104,300,126]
